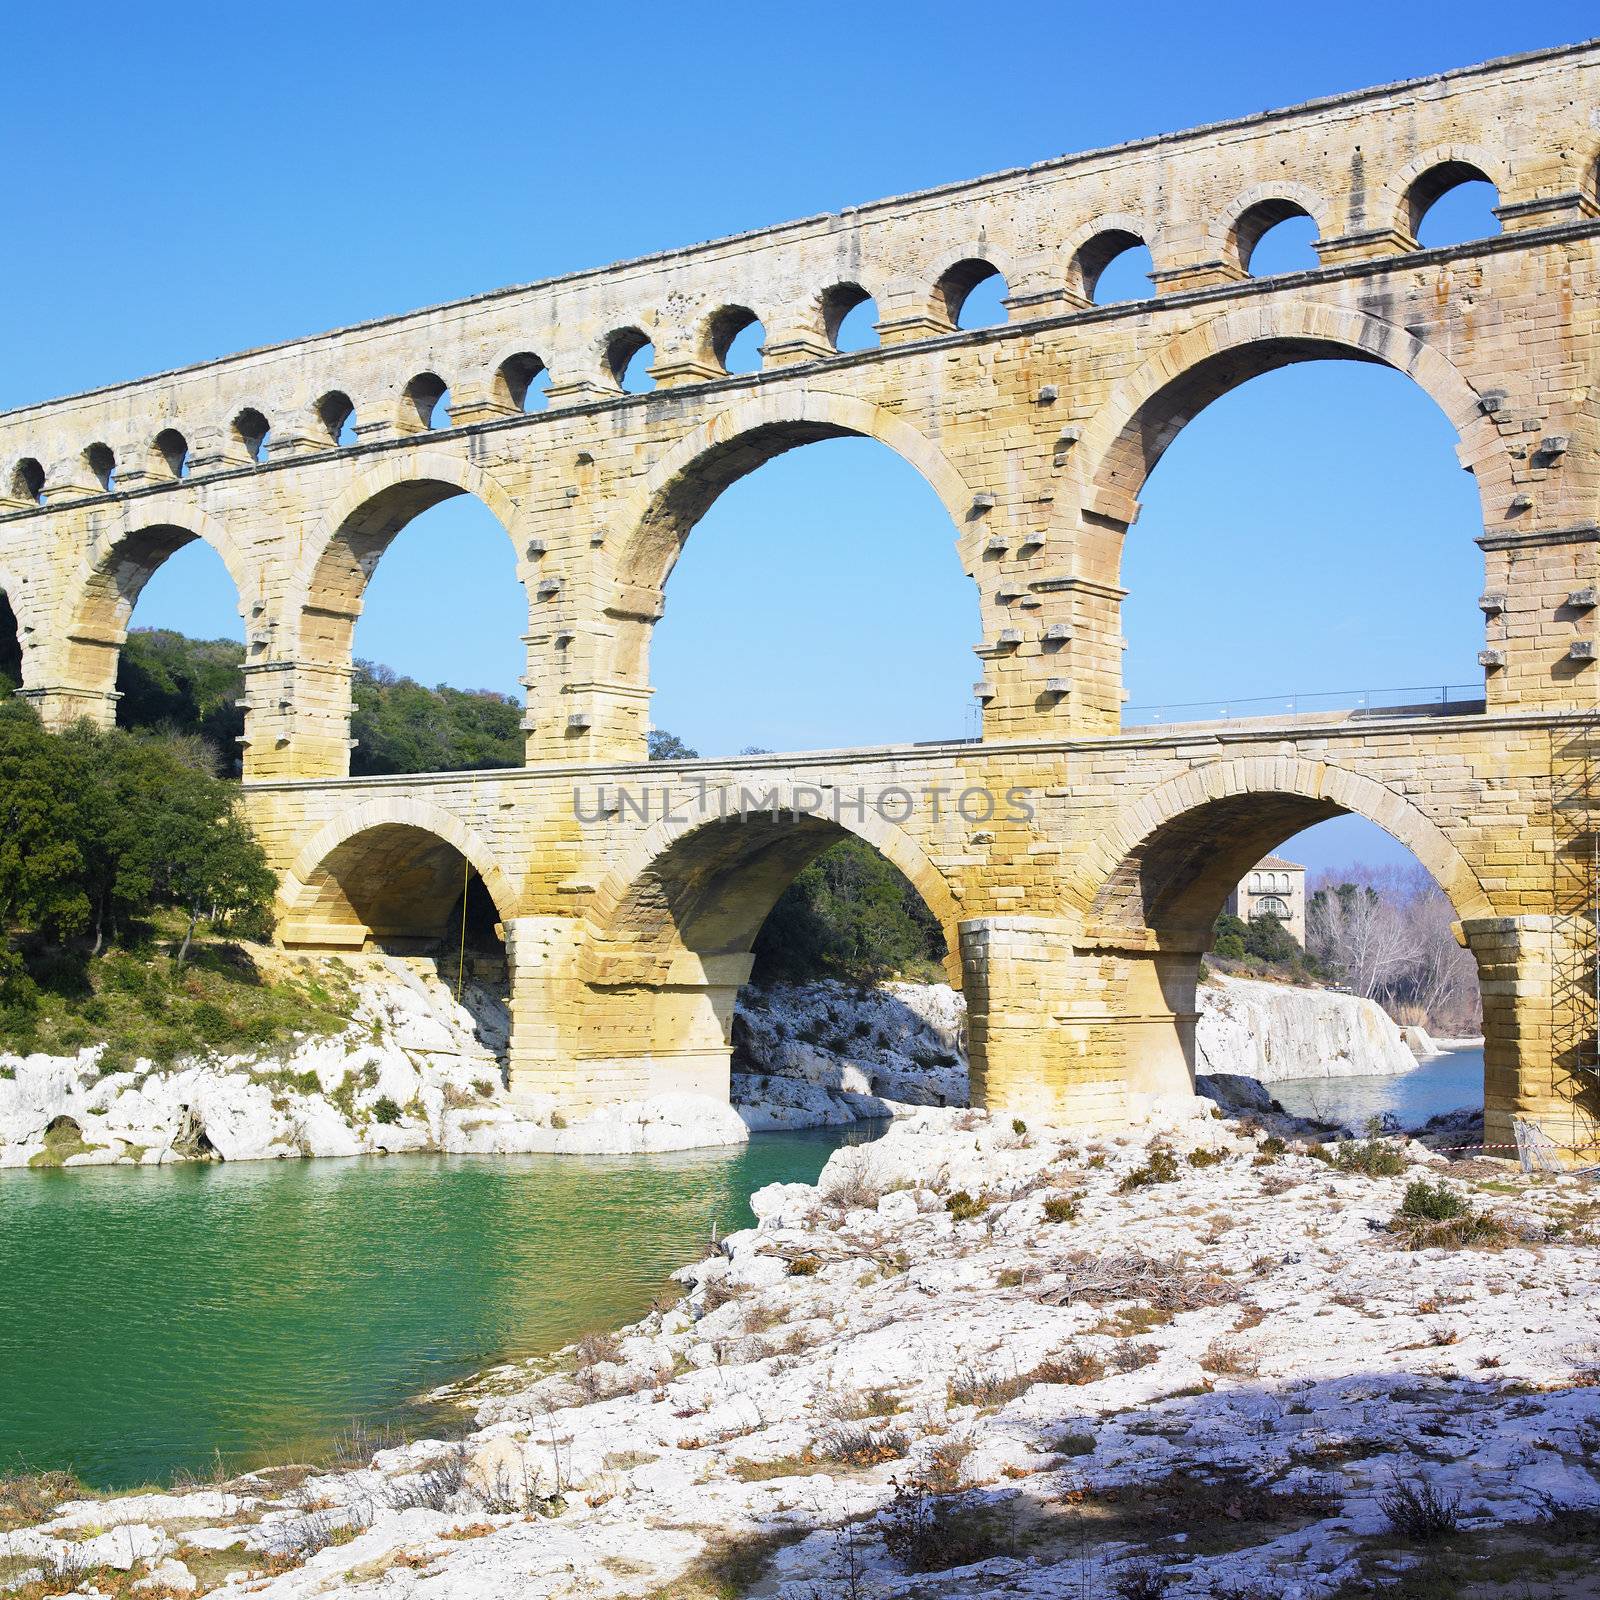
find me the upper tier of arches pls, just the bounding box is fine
[2,117,1593,510]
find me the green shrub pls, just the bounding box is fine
[1042,1195,1079,1223]
[1117,1147,1180,1192]
[190,1001,234,1045]
[1330,1126,1407,1177]
[373,1095,402,1125]
[946,1190,986,1221]
[1399,1178,1468,1221]
[751,837,947,985]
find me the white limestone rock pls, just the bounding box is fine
[1196,972,1419,1083]
[10,1107,1597,1600]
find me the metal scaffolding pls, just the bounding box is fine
[1549,715,1600,1156]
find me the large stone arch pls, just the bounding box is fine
[567,786,964,1103]
[272,451,530,778]
[277,796,518,950]
[602,390,980,710]
[52,507,256,727]
[1076,754,1496,939]
[1076,300,1508,530]
[613,389,977,595]
[290,449,524,658]
[582,785,964,985]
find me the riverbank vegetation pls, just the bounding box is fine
[0,929,356,1076]
[1209,866,1481,1038]
[0,698,334,1062]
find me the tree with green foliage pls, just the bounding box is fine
[1243,909,1301,965]
[117,629,247,769]
[648,729,699,761]
[753,837,945,984]
[0,702,91,987]
[1211,912,1248,961]
[0,702,276,995]
[350,662,523,775]
[105,628,530,776]
[1211,907,1311,971]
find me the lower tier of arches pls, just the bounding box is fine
[254,720,1600,1163]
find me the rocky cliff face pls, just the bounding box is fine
[730,979,967,1130]
[1195,973,1418,1083]
[0,964,1425,1168]
[0,955,752,1167]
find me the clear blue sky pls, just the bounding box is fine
[6,0,1591,878]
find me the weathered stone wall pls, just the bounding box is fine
[0,42,1596,773]
[3,43,1598,1155]
[242,704,1595,1155]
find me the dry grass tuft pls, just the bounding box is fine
[1200,1338,1260,1377]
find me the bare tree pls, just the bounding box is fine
[1307,867,1412,1000]
[1307,863,1480,1034]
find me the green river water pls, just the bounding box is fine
[0,1126,873,1490]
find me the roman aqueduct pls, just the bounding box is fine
[3,42,1599,1154]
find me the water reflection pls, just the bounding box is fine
[0,1126,876,1488]
[1267,1047,1483,1129]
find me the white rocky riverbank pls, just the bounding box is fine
[0,955,748,1168]
[0,963,1446,1168]
[1196,973,1419,1084]
[0,963,973,1168]
[4,1105,1597,1598]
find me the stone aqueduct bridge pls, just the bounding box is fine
[3,43,1600,1152]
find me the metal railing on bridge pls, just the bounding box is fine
[1122,683,1484,729]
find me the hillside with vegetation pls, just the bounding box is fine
[1210,866,1481,1036]
[108,628,525,777]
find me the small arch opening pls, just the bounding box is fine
[233,409,271,464]
[606,328,655,393]
[0,590,21,694]
[493,352,549,413]
[317,391,358,447]
[934,258,1007,329]
[821,283,879,352]
[403,373,451,432]
[707,306,765,374]
[1075,229,1156,304]
[154,429,189,480]
[10,458,45,506]
[85,443,116,492]
[1232,199,1320,275]
[285,824,510,1065]
[1407,162,1501,247]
